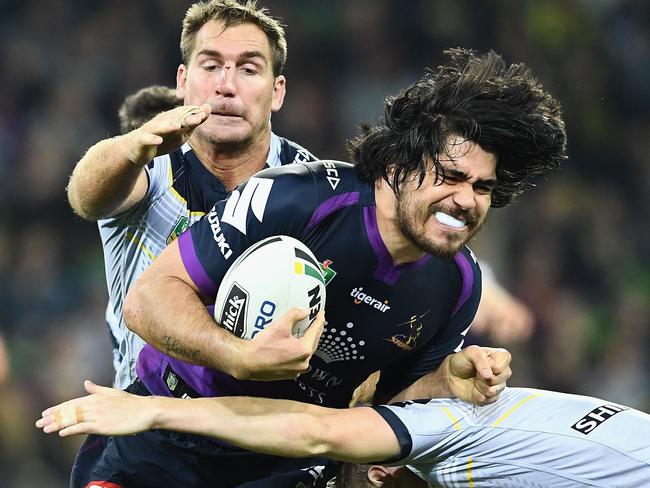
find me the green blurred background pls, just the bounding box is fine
[0,1,648,485]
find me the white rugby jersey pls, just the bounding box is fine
[99,135,316,388]
[373,387,650,487]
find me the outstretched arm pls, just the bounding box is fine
[67,104,210,220]
[124,239,325,380]
[37,381,400,464]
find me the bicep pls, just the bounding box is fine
[137,238,205,300]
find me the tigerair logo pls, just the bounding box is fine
[350,287,390,312]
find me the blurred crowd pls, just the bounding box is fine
[0,0,648,486]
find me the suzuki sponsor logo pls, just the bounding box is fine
[207,210,233,259]
[350,287,390,312]
[571,404,627,435]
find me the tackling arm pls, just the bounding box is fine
[37,381,401,464]
[389,346,512,405]
[67,134,149,220]
[67,104,210,220]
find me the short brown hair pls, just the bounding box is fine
[180,0,287,76]
[118,85,181,134]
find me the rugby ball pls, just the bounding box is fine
[213,235,326,340]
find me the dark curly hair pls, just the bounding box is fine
[349,48,567,207]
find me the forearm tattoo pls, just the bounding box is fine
[161,335,202,362]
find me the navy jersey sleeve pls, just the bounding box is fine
[177,164,319,298]
[376,248,482,398]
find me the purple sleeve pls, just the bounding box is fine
[178,166,320,301]
[178,230,219,298]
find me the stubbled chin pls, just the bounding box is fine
[199,121,250,141]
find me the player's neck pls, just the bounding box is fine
[374,181,427,265]
[190,133,271,192]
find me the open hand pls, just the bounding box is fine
[35,380,153,437]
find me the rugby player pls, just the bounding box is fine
[66,1,320,485]
[67,48,565,486]
[38,379,650,487]
[67,0,317,393]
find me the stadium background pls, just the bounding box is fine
[0,0,648,485]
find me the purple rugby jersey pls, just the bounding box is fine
[137,161,482,407]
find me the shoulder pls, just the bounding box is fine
[222,161,363,231]
[272,134,318,165]
[455,246,481,278]
[253,160,358,192]
[145,146,185,177]
[450,246,482,315]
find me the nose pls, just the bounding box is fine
[451,182,477,210]
[215,65,236,97]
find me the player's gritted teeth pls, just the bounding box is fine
[434,211,466,229]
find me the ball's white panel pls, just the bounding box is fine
[214,236,326,339]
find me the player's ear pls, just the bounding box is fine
[271,75,286,113]
[176,64,188,100]
[367,465,394,487]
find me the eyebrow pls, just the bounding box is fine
[196,49,268,65]
[443,167,498,188]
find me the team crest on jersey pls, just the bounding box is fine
[166,370,179,391]
[319,259,337,286]
[166,216,189,244]
[163,365,200,399]
[387,310,430,351]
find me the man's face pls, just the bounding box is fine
[177,21,285,150]
[396,138,497,258]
